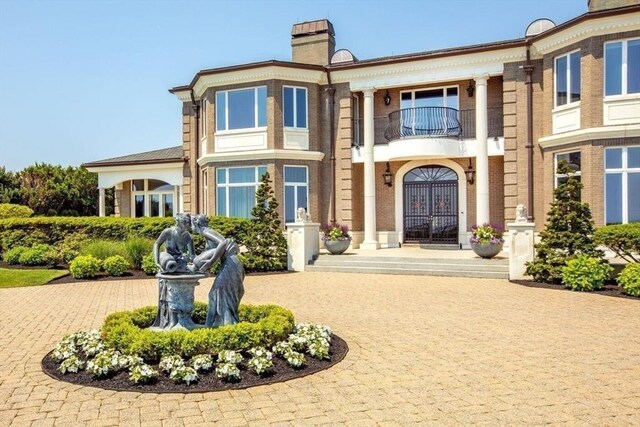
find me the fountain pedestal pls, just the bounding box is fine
[150,272,206,331]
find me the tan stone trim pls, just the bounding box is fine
[197,149,325,166]
[538,124,640,148]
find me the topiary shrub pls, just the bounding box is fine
[2,245,28,264]
[0,203,33,219]
[103,255,130,277]
[562,254,613,292]
[69,255,102,279]
[17,243,53,266]
[124,237,154,270]
[141,253,158,275]
[594,223,640,263]
[617,263,640,297]
[102,303,295,362]
[80,239,127,261]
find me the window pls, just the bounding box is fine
[605,38,640,97]
[401,87,459,110]
[216,166,267,218]
[555,151,581,189]
[283,86,307,129]
[131,179,174,218]
[283,166,308,223]
[555,51,581,107]
[202,170,209,215]
[605,146,640,224]
[216,87,267,131]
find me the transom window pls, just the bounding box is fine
[216,87,267,131]
[131,179,174,218]
[401,87,459,110]
[605,146,640,224]
[554,151,581,189]
[283,86,307,129]
[605,38,640,97]
[216,166,267,218]
[555,50,581,107]
[283,166,308,223]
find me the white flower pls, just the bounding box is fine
[58,355,84,374]
[159,355,184,373]
[284,350,306,368]
[215,362,241,381]
[190,354,213,372]
[217,350,243,364]
[129,363,158,384]
[169,366,198,385]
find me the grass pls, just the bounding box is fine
[0,268,68,288]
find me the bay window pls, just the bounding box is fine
[555,51,581,107]
[216,87,267,131]
[216,166,267,218]
[605,38,640,97]
[283,86,307,129]
[283,166,308,223]
[605,146,640,224]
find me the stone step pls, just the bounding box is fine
[305,264,509,279]
[312,255,508,266]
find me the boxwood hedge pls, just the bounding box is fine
[101,303,295,361]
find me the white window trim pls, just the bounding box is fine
[283,86,308,130]
[215,166,266,217]
[605,146,640,224]
[200,99,207,139]
[604,38,640,99]
[131,179,175,218]
[399,85,459,109]
[215,86,267,133]
[283,165,309,223]
[554,151,581,189]
[202,169,209,216]
[553,49,581,110]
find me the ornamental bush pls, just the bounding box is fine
[2,245,28,264]
[0,203,33,219]
[124,237,154,270]
[101,303,295,361]
[562,254,612,292]
[69,255,102,279]
[18,244,53,266]
[617,263,640,297]
[141,253,158,275]
[103,255,130,277]
[80,239,127,261]
[594,223,640,263]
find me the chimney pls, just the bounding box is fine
[291,19,335,66]
[588,0,639,12]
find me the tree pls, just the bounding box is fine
[525,160,604,283]
[240,172,287,272]
[0,167,20,204]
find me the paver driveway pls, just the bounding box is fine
[1,273,639,426]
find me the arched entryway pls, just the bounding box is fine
[403,165,459,244]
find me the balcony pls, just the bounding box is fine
[353,107,504,147]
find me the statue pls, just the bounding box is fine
[515,204,528,223]
[154,213,195,273]
[295,207,310,223]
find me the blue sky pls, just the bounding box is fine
[0,0,586,172]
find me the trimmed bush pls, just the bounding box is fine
[594,223,640,263]
[102,303,295,362]
[124,237,154,270]
[562,254,613,292]
[80,239,127,261]
[103,255,130,277]
[141,253,158,275]
[618,263,640,297]
[0,203,33,219]
[2,245,28,264]
[69,255,102,279]
[18,244,53,266]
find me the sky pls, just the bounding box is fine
[0,0,587,172]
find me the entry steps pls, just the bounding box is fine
[306,255,509,279]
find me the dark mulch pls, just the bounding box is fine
[41,335,348,393]
[510,280,638,300]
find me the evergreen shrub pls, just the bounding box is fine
[617,263,640,297]
[18,243,53,266]
[561,254,612,291]
[594,223,640,263]
[141,253,158,275]
[0,203,33,219]
[2,246,28,264]
[69,255,102,279]
[103,255,130,276]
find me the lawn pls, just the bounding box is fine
[0,268,68,288]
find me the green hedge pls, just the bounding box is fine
[101,303,295,362]
[594,223,640,263]
[0,204,34,219]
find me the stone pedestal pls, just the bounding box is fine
[150,272,206,331]
[286,222,320,271]
[508,222,535,280]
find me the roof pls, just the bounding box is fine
[83,146,184,168]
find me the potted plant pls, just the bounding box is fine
[470,223,504,259]
[321,222,351,255]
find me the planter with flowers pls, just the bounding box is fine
[470,223,504,259]
[321,223,351,255]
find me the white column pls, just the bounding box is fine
[475,75,490,225]
[361,88,379,250]
[98,188,106,217]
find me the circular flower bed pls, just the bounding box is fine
[42,303,348,392]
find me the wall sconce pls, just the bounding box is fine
[465,158,475,185]
[383,90,391,106]
[383,162,393,187]
[466,80,475,98]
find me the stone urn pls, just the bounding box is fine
[325,239,350,255]
[470,242,503,259]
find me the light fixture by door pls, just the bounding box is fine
[466,80,475,97]
[465,158,476,185]
[383,162,393,187]
[383,90,391,106]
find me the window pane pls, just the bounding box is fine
[605,148,622,169]
[217,168,226,184]
[446,87,459,110]
[257,87,267,127]
[629,173,640,222]
[605,42,622,96]
[570,52,581,103]
[229,186,255,218]
[296,88,307,128]
[135,195,145,217]
[228,89,255,129]
[216,187,227,216]
[284,186,295,223]
[415,89,444,108]
[258,166,267,180]
[628,39,640,94]
[605,173,623,224]
[216,92,226,131]
[556,55,567,106]
[150,195,160,217]
[283,87,294,127]
[297,185,308,212]
[629,147,640,169]
[229,167,257,183]
[401,92,412,109]
[284,166,307,183]
[132,179,145,191]
[148,179,172,191]
[163,195,173,217]
[557,151,581,172]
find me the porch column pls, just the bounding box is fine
[98,188,106,217]
[474,75,490,225]
[361,88,379,250]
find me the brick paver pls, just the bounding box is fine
[1,273,639,426]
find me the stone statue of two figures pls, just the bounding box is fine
[150,213,244,331]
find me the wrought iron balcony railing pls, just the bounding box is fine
[384,107,462,141]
